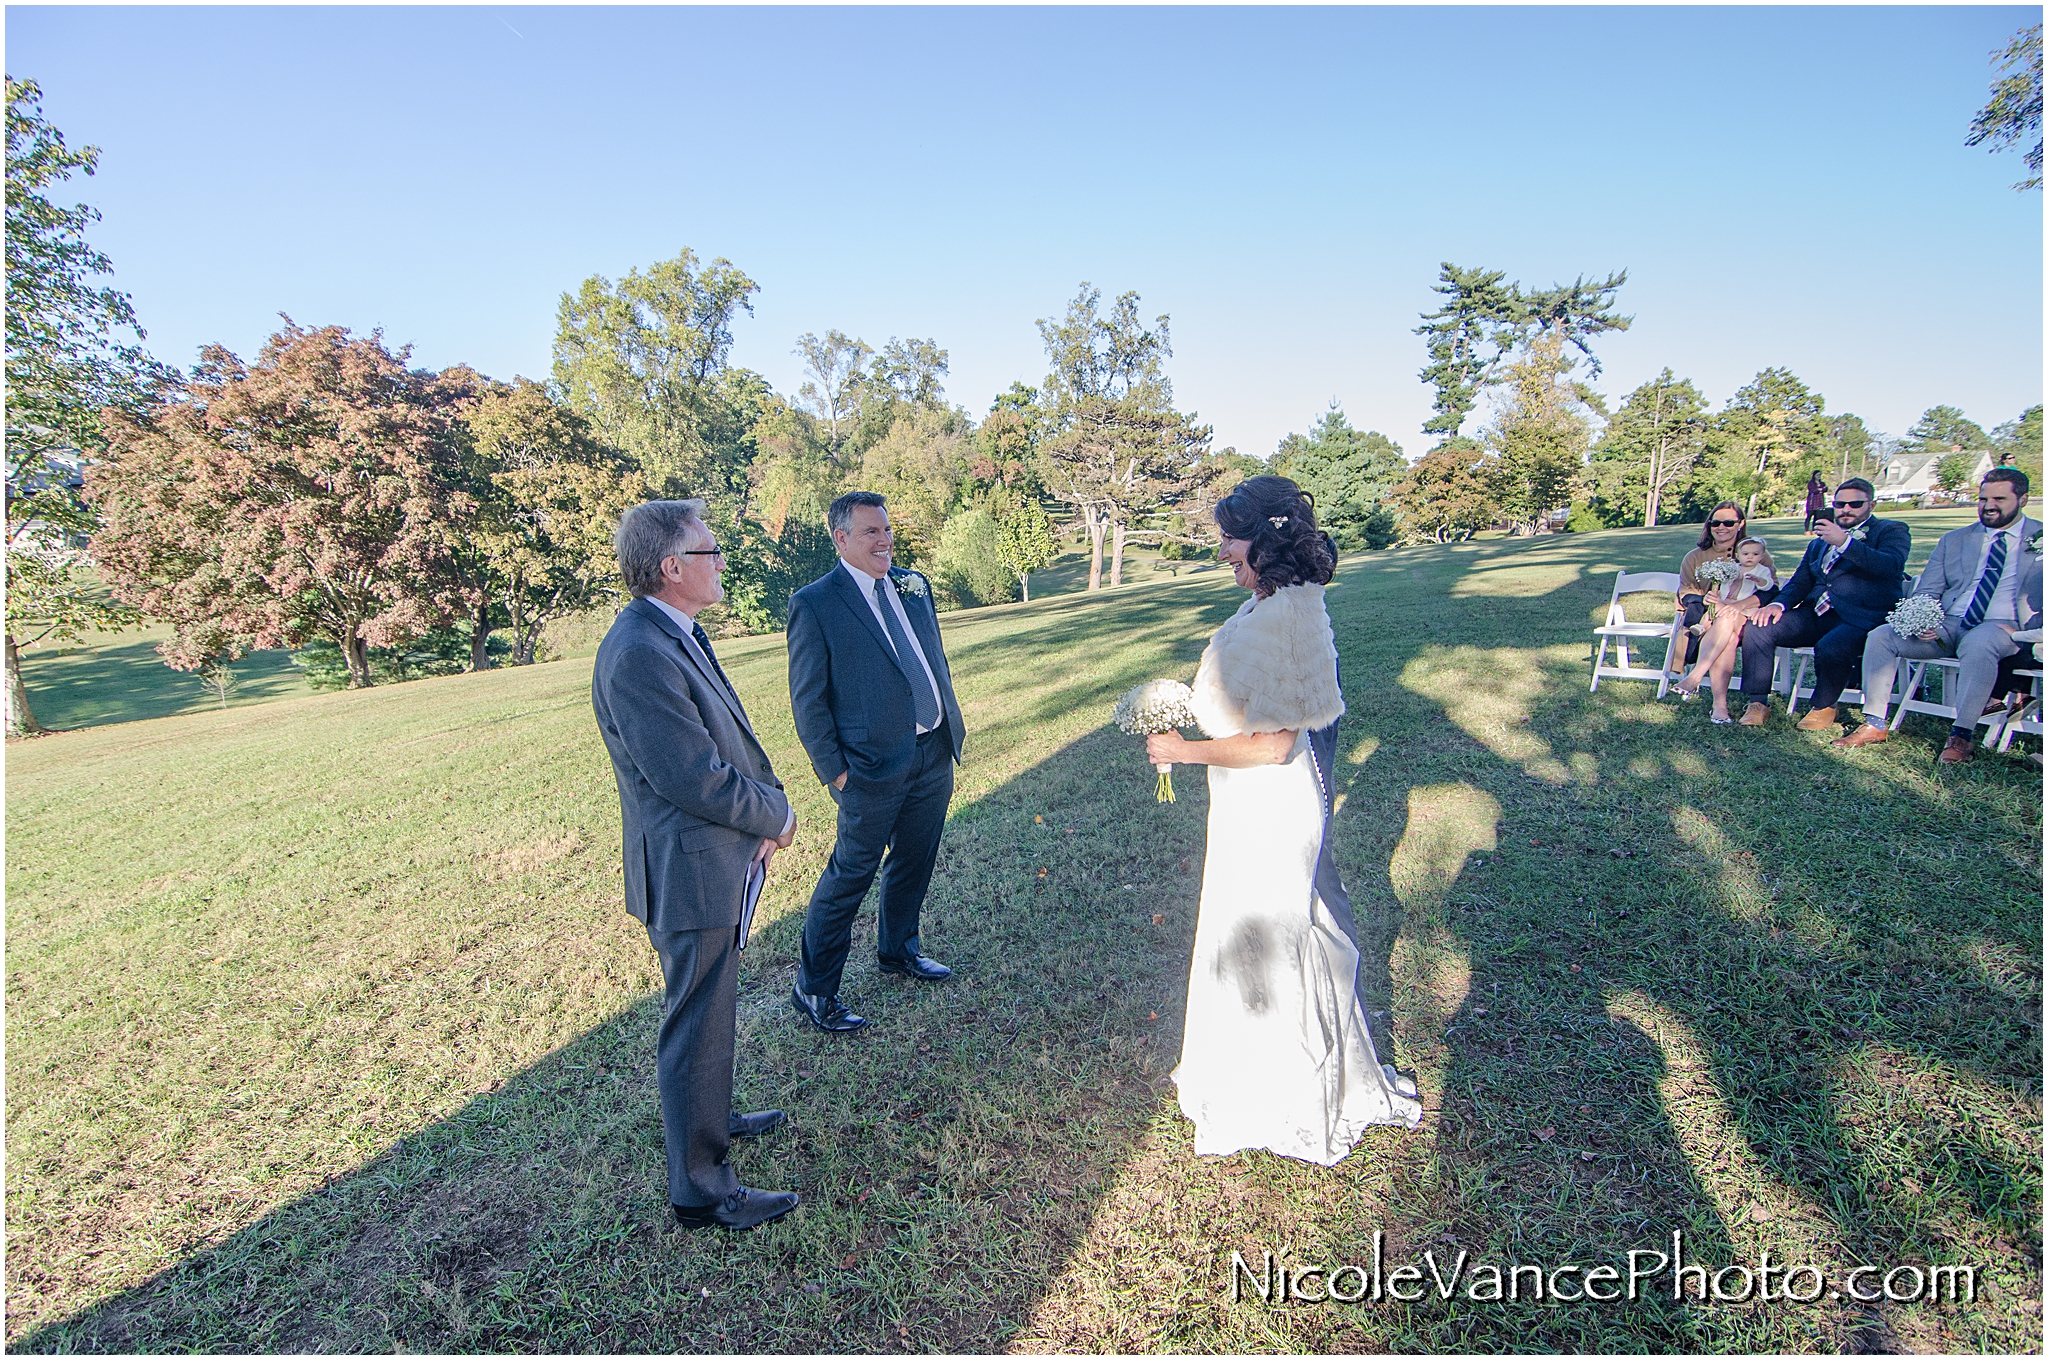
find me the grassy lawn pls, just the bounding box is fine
[14,617,312,730]
[6,509,2038,1352]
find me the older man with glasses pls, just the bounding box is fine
[1733,478,1910,730]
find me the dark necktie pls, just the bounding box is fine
[874,577,941,730]
[1962,532,2009,629]
[690,621,739,703]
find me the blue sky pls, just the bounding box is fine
[8,6,2042,458]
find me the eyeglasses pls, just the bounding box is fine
[672,548,725,561]
[1832,499,1868,509]
[1708,519,1741,528]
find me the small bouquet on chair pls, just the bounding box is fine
[1113,679,1199,803]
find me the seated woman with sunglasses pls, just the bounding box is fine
[1671,502,1750,670]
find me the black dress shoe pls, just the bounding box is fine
[728,1109,785,1139]
[672,1186,800,1232]
[792,986,869,1032]
[878,953,952,981]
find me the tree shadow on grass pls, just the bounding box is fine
[15,716,1219,1353]
[17,638,308,731]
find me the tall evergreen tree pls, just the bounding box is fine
[1272,403,1405,550]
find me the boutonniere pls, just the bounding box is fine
[1850,524,1870,541]
[890,568,928,599]
[2029,531,2042,557]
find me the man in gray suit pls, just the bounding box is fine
[591,499,800,1231]
[1838,468,2042,764]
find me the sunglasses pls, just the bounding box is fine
[1832,499,1868,509]
[1708,519,1742,528]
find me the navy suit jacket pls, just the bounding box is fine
[1772,516,1911,631]
[786,564,965,790]
[591,597,791,933]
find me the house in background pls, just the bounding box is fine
[1874,447,1997,504]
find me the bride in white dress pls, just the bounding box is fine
[1145,476,1423,1165]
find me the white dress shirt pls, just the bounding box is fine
[1959,522,2025,624]
[647,595,793,838]
[839,558,942,734]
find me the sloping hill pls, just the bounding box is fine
[8,510,2038,1352]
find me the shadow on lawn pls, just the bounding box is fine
[1309,538,2040,1350]
[21,527,2038,1352]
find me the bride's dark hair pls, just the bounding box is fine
[1214,474,1336,598]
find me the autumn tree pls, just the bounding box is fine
[1392,439,1499,544]
[90,322,480,689]
[1694,368,1827,517]
[462,378,646,665]
[553,249,764,498]
[858,405,974,567]
[3,77,172,734]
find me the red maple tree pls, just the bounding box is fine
[91,321,481,687]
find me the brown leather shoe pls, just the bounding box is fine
[1738,701,1770,727]
[1795,706,1838,731]
[1835,724,1890,749]
[1938,735,1974,764]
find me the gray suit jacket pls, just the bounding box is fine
[592,597,791,933]
[1911,516,2043,640]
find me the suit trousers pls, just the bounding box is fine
[1858,620,2022,731]
[1739,604,1868,711]
[799,720,954,998]
[645,922,741,1209]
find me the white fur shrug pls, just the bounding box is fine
[1190,583,1345,738]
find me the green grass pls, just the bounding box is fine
[14,617,312,729]
[6,509,2038,1352]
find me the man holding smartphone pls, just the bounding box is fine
[1734,478,1910,730]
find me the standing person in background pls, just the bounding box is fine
[1838,469,2041,764]
[1671,502,1748,671]
[591,499,800,1232]
[785,491,966,1035]
[1802,471,1829,532]
[1733,479,1909,731]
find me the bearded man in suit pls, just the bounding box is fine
[1837,467,2043,764]
[1736,477,1910,730]
[591,499,799,1231]
[785,491,966,1034]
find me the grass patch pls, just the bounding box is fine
[6,510,2038,1352]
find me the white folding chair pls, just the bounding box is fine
[1784,648,1868,716]
[1993,669,2043,752]
[1590,570,1685,698]
[1886,657,2013,742]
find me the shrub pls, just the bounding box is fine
[933,508,1018,609]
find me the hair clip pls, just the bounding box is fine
[1268,515,1289,528]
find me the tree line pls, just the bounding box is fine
[4,78,1247,731]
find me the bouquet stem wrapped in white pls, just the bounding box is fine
[1886,593,1948,640]
[1113,679,1199,803]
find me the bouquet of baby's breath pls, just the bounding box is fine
[1887,594,1947,640]
[1694,557,1743,591]
[1113,679,1199,802]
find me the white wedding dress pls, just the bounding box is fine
[1171,584,1423,1165]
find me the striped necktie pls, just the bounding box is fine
[1961,532,2010,629]
[875,577,942,730]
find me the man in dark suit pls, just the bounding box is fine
[591,499,799,1232]
[1736,477,1910,731]
[785,491,966,1033]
